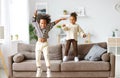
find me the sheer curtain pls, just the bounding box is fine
[0,0,29,68]
[0,0,1,24]
[10,0,29,43]
[1,0,11,67]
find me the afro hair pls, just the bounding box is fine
[70,12,78,20]
[36,14,51,24]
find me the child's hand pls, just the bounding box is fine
[62,24,66,27]
[34,10,37,17]
[83,34,86,38]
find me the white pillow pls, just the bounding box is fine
[84,44,107,61]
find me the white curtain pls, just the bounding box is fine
[1,0,11,67]
[10,0,29,43]
[1,0,29,67]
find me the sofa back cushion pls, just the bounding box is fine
[17,43,36,60]
[62,42,107,60]
[48,44,62,60]
[17,43,62,60]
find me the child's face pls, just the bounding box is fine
[70,16,76,24]
[39,19,47,29]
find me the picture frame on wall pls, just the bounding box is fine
[36,2,48,14]
[79,7,85,16]
[115,1,120,13]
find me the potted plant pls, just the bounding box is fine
[63,10,68,15]
[29,23,38,44]
[56,25,61,28]
[15,34,19,40]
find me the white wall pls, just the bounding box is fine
[29,0,120,45]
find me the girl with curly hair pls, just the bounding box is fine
[32,10,66,77]
[62,12,86,62]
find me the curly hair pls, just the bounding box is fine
[36,14,51,24]
[70,12,78,21]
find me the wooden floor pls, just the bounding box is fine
[0,68,7,78]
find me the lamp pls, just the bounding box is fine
[0,26,4,39]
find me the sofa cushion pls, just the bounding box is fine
[62,42,107,60]
[101,53,110,62]
[13,60,62,72]
[13,53,25,63]
[61,61,110,72]
[84,44,107,61]
[48,44,62,60]
[21,52,35,60]
[18,43,35,52]
[17,43,62,60]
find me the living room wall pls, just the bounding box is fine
[29,0,120,45]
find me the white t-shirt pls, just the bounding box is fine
[62,23,85,41]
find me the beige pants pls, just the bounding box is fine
[35,41,50,67]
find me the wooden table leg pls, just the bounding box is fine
[0,50,8,77]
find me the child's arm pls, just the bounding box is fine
[48,17,67,30]
[54,17,67,24]
[62,24,69,31]
[31,10,40,33]
[78,26,86,38]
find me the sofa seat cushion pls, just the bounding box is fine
[13,60,62,72]
[61,60,110,72]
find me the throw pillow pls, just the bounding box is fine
[48,44,62,60]
[101,53,110,62]
[84,44,107,61]
[13,53,25,63]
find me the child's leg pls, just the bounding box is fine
[65,40,72,56]
[35,42,42,77]
[72,40,78,56]
[63,40,72,62]
[43,46,50,68]
[35,42,42,67]
[72,40,79,62]
[36,50,42,67]
[43,46,51,77]
[36,52,42,77]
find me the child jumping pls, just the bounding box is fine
[32,11,66,77]
[62,12,86,62]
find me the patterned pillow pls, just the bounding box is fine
[84,44,107,61]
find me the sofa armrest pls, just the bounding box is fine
[8,53,17,78]
[109,53,115,77]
